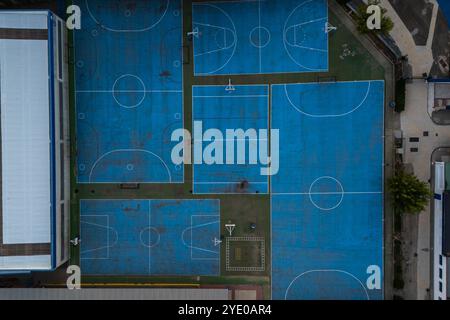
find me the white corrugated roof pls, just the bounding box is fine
[0,11,48,29]
[0,288,230,300]
[0,11,52,270]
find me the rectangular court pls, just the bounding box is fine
[74,0,183,183]
[80,199,220,276]
[192,85,269,194]
[192,0,328,75]
[270,81,384,300]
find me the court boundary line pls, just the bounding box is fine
[284,269,370,300]
[226,237,265,272]
[283,0,328,71]
[192,22,236,57]
[86,148,173,184]
[74,0,185,185]
[281,81,371,118]
[272,191,383,195]
[192,84,270,195]
[85,0,171,33]
[187,215,221,261]
[80,215,119,260]
[192,2,238,75]
[192,0,329,76]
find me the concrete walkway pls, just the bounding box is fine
[379,0,448,300]
[400,80,450,299]
[380,0,439,77]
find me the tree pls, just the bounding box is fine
[388,171,431,215]
[356,0,394,36]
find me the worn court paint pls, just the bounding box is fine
[192,0,328,75]
[192,85,269,194]
[271,81,384,300]
[80,199,220,276]
[74,0,183,183]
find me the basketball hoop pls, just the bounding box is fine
[187,27,200,39]
[225,79,235,92]
[225,224,236,236]
[325,22,337,34]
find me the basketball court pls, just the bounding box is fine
[80,199,220,275]
[74,0,184,183]
[270,80,385,299]
[192,0,329,75]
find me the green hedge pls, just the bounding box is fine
[395,79,406,112]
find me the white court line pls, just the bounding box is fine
[284,269,370,300]
[80,215,119,259]
[193,95,268,98]
[272,191,382,195]
[194,182,268,185]
[85,0,170,33]
[194,46,235,58]
[283,0,328,71]
[287,16,328,29]
[76,90,182,93]
[289,45,327,53]
[282,81,371,118]
[88,148,172,183]
[182,219,220,260]
[190,214,221,261]
[192,4,237,74]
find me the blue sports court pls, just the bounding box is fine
[74,0,184,183]
[80,199,220,275]
[271,81,384,300]
[192,0,329,75]
[192,85,269,194]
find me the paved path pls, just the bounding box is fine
[400,80,450,299]
[379,0,449,300]
[380,0,438,77]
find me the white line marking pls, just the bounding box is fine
[194,181,268,185]
[85,0,170,33]
[88,149,172,183]
[284,269,370,300]
[76,90,182,93]
[193,95,268,98]
[283,81,371,118]
[181,220,221,257]
[193,3,237,74]
[80,216,119,259]
[283,0,328,71]
[272,191,382,195]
